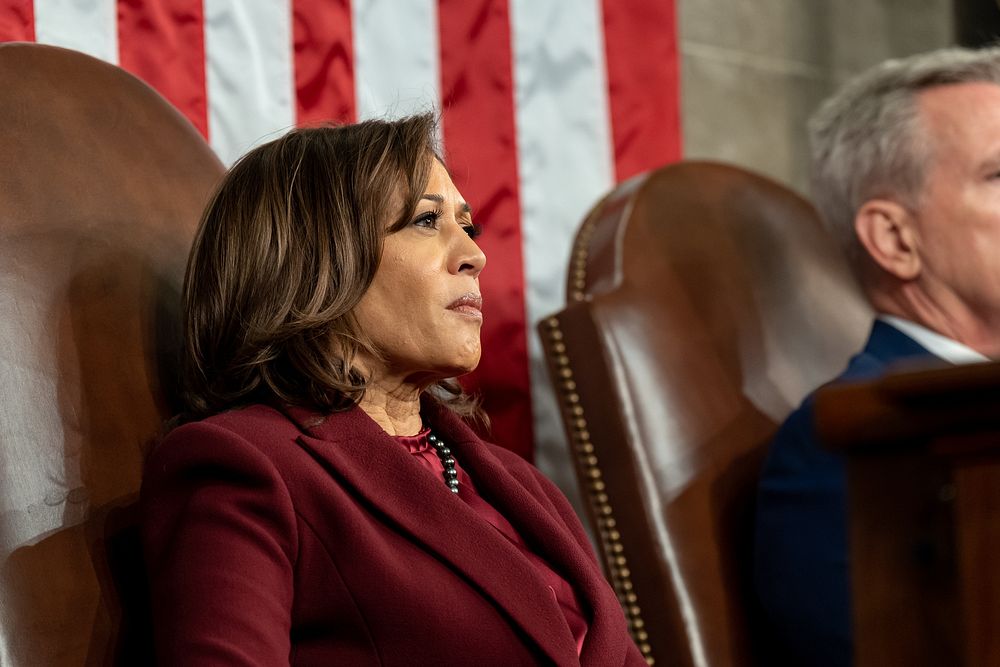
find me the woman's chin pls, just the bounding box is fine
[441,355,481,378]
[445,341,481,376]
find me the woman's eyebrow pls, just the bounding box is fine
[421,193,473,216]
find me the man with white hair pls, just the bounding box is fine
[754,46,1000,666]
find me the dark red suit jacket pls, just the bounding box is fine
[141,396,645,666]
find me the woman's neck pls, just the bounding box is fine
[358,380,423,436]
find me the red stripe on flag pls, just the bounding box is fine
[292,0,355,125]
[601,0,682,180]
[0,0,34,41]
[117,0,208,138]
[438,0,534,460]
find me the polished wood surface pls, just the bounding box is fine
[816,362,1000,666]
[817,361,1000,450]
[0,43,223,665]
[539,161,871,665]
[954,458,1000,665]
[845,450,959,666]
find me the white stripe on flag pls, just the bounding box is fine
[204,0,295,165]
[509,0,615,493]
[352,0,441,121]
[33,0,118,64]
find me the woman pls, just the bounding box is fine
[141,114,645,666]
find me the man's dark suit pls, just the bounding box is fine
[753,320,936,666]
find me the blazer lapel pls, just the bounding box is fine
[425,400,630,666]
[284,403,581,666]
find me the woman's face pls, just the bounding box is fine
[354,159,486,387]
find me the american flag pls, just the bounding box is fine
[1,0,680,502]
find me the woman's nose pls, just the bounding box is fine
[451,225,486,277]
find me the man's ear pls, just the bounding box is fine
[854,199,921,281]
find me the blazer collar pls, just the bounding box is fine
[280,397,605,666]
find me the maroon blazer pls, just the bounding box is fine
[141,396,645,666]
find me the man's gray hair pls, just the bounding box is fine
[810,46,1000,267]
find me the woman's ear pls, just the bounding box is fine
[854,199,921,281]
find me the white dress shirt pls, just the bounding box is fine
[878,314,991,365]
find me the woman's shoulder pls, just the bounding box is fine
[181,404,297,437]
[151,404,303,467]
[169,403,298,437]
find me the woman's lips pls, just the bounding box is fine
[447,294,483,320]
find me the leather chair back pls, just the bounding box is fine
[0,43,223,665]
[538,161,872,666]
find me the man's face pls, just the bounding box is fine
[912,82,1000,332]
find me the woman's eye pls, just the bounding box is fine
[412,210,442,229]
[463,223,483,240]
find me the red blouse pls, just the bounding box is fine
[394,428,588,655]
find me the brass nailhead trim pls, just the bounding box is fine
[545,318,653,665]
[568,207,600,302]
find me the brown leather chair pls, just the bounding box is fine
[538,162,873,666]
[0,43,223,665]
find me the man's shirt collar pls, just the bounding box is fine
[877,314,990,365]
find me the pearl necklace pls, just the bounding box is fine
[427,432,459,493]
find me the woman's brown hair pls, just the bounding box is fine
[181,114,479,420]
